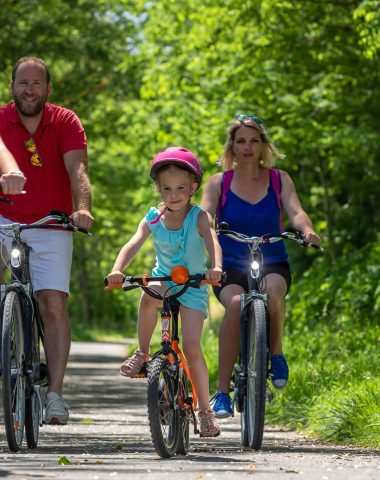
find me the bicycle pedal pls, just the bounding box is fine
[131,364,148,378]
[266,385,274,403]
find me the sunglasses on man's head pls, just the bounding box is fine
[24,137,42,167]
[235,114,265,125]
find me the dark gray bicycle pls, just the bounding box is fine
[0,209,91,452]
[217,222,323,450]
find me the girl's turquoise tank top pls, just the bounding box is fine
[146,205,208,317]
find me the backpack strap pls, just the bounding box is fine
[215,169,234,226]
[270,168,283,231]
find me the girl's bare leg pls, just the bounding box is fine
[137,290,162,354]
[180,306,210,411]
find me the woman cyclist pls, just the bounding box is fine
[201,115,320,418]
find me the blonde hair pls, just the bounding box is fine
[219,119,285,171]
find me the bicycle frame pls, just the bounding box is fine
[154,295,199,430]
[239,240,270,379]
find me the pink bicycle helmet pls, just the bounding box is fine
[149,147,203,190]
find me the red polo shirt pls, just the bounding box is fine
[0,102,87,223]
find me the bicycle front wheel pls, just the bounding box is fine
[25,312,41,449]
[176,368,190,455]
[1,290,26,452]
[147,357,179,458]
[241,297,268,450]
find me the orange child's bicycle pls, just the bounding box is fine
[105,266,220,458]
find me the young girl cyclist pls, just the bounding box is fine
[106,147,222,437]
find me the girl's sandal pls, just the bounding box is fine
[120,349,151,377]
[198,409,220,437]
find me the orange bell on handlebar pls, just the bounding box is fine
[170,265,189,284]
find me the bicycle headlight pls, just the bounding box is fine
[10,248,21,268]
[251,260,260,271]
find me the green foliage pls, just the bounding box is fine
[266,237,380,446]
[309,381,380,447]
[1,4,379,447]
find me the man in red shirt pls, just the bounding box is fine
[0,57,94,425]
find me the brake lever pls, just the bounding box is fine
[48,209,70,223]
[58,220,93,236]
[119,275,139,291]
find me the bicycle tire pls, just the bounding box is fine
[176,368,190,455]
[241,297,268,450]
[1,290,26,452]
[24,312,41,449]
[147,357,179,458]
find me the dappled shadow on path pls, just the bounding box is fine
[1,341,379,480]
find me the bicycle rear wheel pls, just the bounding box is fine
[147,357,179,458]
[241,297,268,450]
[1,290,26,452]
[24,312,41,449]
[176,368,190,455]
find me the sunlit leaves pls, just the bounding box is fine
[1,0,378,333]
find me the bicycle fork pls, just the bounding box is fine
[161,301,200,435]
[232,291,272,413]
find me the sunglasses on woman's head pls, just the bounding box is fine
[24,137,42,167]
[235,114,265,125]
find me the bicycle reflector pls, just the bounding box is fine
[170,265,189,284]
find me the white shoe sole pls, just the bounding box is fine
[214,410,232,419]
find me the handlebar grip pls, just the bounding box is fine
[104,276,123,291]
[200,280,221,287]
[199,271,226,287]
[76,226,92,236]
[104,283,123,291]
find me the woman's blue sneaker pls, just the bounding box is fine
[211,392,233,418]
[269,355,289,389]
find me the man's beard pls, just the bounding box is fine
[13,93,47,117]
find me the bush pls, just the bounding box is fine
[266,237,380,446]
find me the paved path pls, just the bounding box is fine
[1,342,379,479]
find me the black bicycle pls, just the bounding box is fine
[105,266,220,458]
[0,209,91,452]
[217,222,323,450]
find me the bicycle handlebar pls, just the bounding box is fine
[104,268,221,297]
[216,222,323,252]
[0,195,13,204]
[0,209,92,236]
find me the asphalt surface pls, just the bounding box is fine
[0,341,379,479]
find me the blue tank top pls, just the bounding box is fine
[219,175,288,271]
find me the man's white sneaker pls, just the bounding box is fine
[45,392,69,425]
